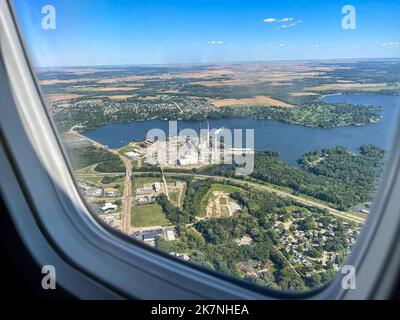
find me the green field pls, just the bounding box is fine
[169,191,180,207]
[132,177,162,191]
[131,204,171,227]
[198,183,243,218]
[77,176,102,185]
[75,164,98,175]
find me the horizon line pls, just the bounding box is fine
[35,56,400,70]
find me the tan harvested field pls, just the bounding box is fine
[170,68,235,79]
[97,74,172,83]
[96,69,234,84]
[306,83,391,91]
[208,96,292,108]
[39,78,96,85]
[39,68,107,75]
[45,93,86,102]
[97,86,141,92]
[106,95,136,100]
[67,85,141,92]
[290,92,319,96]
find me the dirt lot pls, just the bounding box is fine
[44,93,86,102]
[207,96,292,107]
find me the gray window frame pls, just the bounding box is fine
[1,0,400,300]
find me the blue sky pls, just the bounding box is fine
[13,0,400,67]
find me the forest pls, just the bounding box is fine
[298,144,385,201]
[54,98,381,132]
[212,145,384,210]
[66,145,122,171]
[156,179,213,225]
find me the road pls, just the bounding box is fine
[68,129,365,225]
[160,167,171,201]
[120,155,133,233]
[132,171,365,224]
[69,129,133,232]
[69,129,114,152]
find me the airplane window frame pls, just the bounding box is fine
[1,0,400,299]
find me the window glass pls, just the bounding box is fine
[13,0,400,292]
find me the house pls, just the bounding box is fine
[103,187,118,197]
[164,229,176,241]
[153,182,161,193]
[260,259,272,271]
[101,203,118,213]
[81,184,103,197]
[136,186,154,196]
[235,235,252,246]
[176,253,190,261]
[142,229,164,242]
[238,262,254,274]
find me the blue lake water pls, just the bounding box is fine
[82,94,400,166]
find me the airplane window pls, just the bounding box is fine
[12,0,400,292]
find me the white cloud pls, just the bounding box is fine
[277,20,302,30]
[380,41,400,48]
[312,43,320,48]
[263,17,293,23]
[207,41,224,45]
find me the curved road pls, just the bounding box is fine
[69,129,133,233]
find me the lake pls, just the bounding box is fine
[82,94,400,166]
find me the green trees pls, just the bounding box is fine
[194,215,253,244]
[156,194,193,225]
[298,217,316,231]
[183,179,212,217]
[212,102,380,128]
[95,160,125,173]
[67,145,123,170]
[213,145,384,210]
[299,145,384,208]
[101,175,123,184]
[256,102,380,128]
[277,267,306,291]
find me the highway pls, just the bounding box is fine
[121,155,133,233]
[132,171,366,224]
[69,129,365,226]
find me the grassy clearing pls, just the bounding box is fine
[75,164,98,175]
[169,191,180,207]
[117,145,139,155]
[131,204,171,227]
[76,176,102,184]
[132,177,161,190]
[198,183,243,218]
